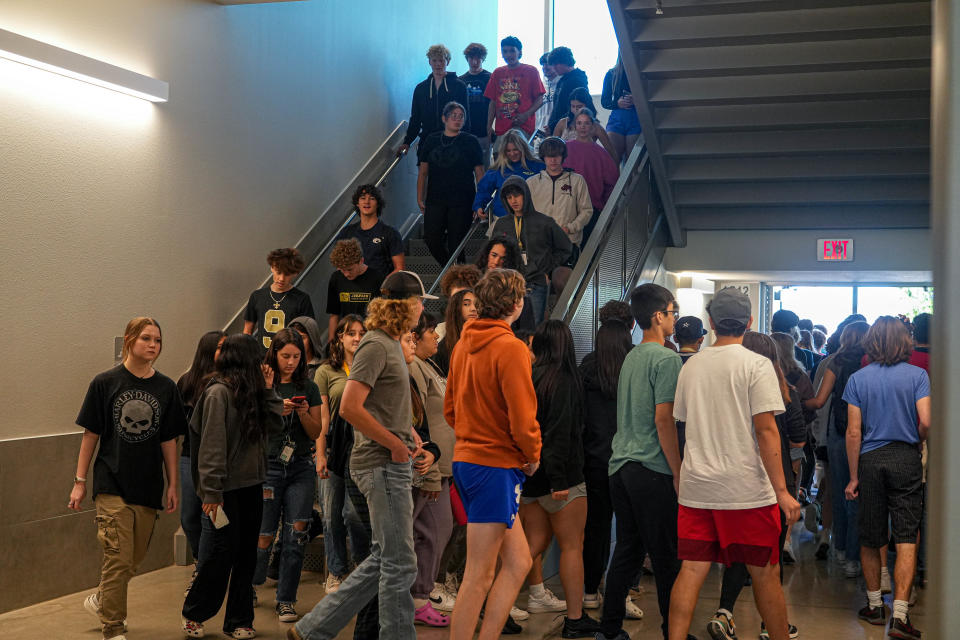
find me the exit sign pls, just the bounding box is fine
[817,238,853,262]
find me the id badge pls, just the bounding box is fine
[279,444,294,465]
[521,251,528,266]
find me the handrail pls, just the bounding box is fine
[551,142,651,323]
[426,216,487,297]
[222,121,409,333]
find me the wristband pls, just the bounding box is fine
[74,476,87,484]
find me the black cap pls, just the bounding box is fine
[380,271,439,300]
[674,316,707,344]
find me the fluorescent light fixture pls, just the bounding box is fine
[0,28,168,102]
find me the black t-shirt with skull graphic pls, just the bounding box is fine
[76,365,187,510]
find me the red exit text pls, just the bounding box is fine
[817,238,853,262]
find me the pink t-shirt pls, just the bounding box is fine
[484,63,546,136]
[564,140,620,210]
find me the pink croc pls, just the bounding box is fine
[414,601,450,627]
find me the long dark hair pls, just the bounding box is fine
[825,314,867,355]
[444,289,474,350]
[564,87,598,129]
[215,334,272,443]
[595,319,632,398]
[742,332,792,404]
[532,319,582,401]
[178,330,227,408]
[474,237,521,272]
[326,314,365,371]
[264,328,307,388]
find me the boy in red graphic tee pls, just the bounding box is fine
[484,36,546,140]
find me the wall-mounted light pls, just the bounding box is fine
[0,28,168,102]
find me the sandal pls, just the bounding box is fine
[414,602,450,627]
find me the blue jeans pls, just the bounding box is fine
[295,461,417,640]
[253,456,317,604]
[320,470,370,576]
[180,455,203,560]
[528,280,549,327]
[827,426,859,555]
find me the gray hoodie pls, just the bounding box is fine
[290,315,324,378]
[492,175,573,285]
[189,382,283,504]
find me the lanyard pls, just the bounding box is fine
[513,215,523,250]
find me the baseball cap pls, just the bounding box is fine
[380,270,439,300]
[674,316,707,343]
[707,287,751,331]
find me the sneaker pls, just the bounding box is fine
[324,573,343,595]
[707,610,737,640]
[276,602,299,623]
[84,593,127,632]
[858,603,887,625]
[582,592,602,610]
[429,583,457,612]
[414,601,449,627]
[881,572,892,594]
[844,560,861,578]
[782,543,796,565]
[759,621,798,639]
[562,612,601,638]
[229,629,256,640]
[443,572,460,597]
[502,614,522,635]
[104,636,127,640]
[184,567,198,599]
[803,502,820,534]
[624,597,643,620]
[510,606,530,621]
[527,587,567,613]
[181,618,205,638]
[888,615,921,640]
[592,632,630,640]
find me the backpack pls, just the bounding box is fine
[831,349,864,436]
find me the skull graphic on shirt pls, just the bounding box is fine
[113,390,161,442]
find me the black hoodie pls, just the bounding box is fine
[403,71,470,148]
[579,351,618,469]
[491,176,573,286]
[549,68,589,133]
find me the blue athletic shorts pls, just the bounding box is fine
[606,108,642,136]
[452,462,526,527]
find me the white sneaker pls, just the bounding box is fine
[582,592,602,610]
[104,636,127,640]
[429,583,457,612]
[84,594,127,632]
[510,606,530,621]
[625,597,643,620]
[443,572,460,597]
[527,587,566,613]
[880,571,892,594]
[324,573,343,595]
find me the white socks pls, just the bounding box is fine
[893,599,909,622]
[529,583,546,598]
[867,589,883,608]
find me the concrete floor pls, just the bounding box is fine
[0,526,926,639]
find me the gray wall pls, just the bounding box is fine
[0,0,496,612]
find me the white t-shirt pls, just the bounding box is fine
[673,344,785,510]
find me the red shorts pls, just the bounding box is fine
[677,504,781,567]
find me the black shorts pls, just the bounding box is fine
[857,441,923,548]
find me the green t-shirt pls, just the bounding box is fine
[271,379,323,458]
[315,363,348,421]
[609,342,682,477]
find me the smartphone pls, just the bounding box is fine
[291,395,307,404]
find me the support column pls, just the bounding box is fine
[929,1,960,637]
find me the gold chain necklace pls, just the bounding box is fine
[269,289,288,310]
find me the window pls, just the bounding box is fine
[496,1,547,71]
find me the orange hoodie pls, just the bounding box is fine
[444,317,541,469]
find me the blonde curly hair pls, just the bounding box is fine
[330,238,364,270]
[427,44,451,63]
[364,297,421,337]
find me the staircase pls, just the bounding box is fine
[608,0,932,237]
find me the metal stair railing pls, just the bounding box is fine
[550,141,669,358]
[222,121,410,334]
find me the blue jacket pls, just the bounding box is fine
[472,160,546,218]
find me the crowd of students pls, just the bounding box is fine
[64,34,933,640]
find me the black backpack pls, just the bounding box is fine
[831,349,864,436]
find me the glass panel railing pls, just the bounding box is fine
[222,121,409,334]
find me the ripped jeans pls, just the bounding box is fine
[253,456,317,604]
